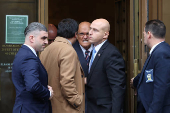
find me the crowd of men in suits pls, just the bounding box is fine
[11,18,170,113]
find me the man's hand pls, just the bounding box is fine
[48,85,53,100]
[130,77,137,95]
[130,77,134,89]
[84,77,87,84]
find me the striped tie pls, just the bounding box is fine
[85,50,90,66]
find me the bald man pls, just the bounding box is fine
[86,19,126,113]
[73,22,93,113]
[48,24,57,44]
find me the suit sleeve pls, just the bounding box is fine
[21,57,50,101]
[105,50,126,113]
[59,47,82,110]
[133,73,141,88]
[147,53,170,113]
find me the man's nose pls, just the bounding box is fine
[45,38,48,44]
[83,34,88,39]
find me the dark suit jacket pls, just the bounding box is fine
[12,45,51,113]
[133,42,170,113]
[86,40,126,113]
[73,41,89,77]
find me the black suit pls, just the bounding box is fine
[86,40,126,113]
[73,41,91,113]
[73,41,89,77]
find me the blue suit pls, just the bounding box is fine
[12,45,51,113]
[134,42,170,113]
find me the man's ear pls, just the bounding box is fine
[29,35,34,43]
[75,32,78,39]
[148,31,152,39]
[103,32,109,39]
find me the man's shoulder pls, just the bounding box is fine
[13,48,37,69]
[103,41,120,53]
[16,46,35,58]
[153,42,170,56]
[72,41,80,49]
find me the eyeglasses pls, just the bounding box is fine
[77,32,89,36]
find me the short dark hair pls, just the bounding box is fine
[145,19,166,38]
[24,22,47,36]
[57,18,78,38]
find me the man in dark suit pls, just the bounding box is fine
[12,22,53,113]
[86,18,126,113]
[73,21,93,81]
[73,21,93,113]
[131,19,170,113]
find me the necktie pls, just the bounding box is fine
[85,50,90,66]
[89,48,96,72]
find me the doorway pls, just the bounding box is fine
[49,0,130,112]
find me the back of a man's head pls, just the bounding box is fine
[57,18,78,39]
[48,24,57,44]
[24,22,47,37]
[145,19,166,39]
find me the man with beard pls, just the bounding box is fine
[12,22,53,113]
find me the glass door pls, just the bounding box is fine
[0,0,38,112]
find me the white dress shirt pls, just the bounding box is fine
[149,41,164,55]
[23,44,37,57]
[79,44,93,57]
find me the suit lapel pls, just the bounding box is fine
[74,41,90,77]
[137,54,151,88]
[88,41,109,82]
[76,44,87,66]
[137,42,165,88]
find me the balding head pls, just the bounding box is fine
[76,21,91,50]
[78,22,91,31]
[92,19,110,32]
[89,19,110,46]
[48,24,57,44]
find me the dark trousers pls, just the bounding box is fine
[137,101,146,113]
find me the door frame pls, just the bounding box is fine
[38,0,48,28]
[129,0,162,113]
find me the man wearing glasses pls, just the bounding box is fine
[73,21,93,113]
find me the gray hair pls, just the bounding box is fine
[24,22,47,36]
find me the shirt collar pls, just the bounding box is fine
[23,44,37,57]
[79,44,93,57]
[149,41,164,55]
[66,39,72,45]
[94,39,107,53]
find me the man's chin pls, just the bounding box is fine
[82,43,91,46]
[40,48,45,52]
